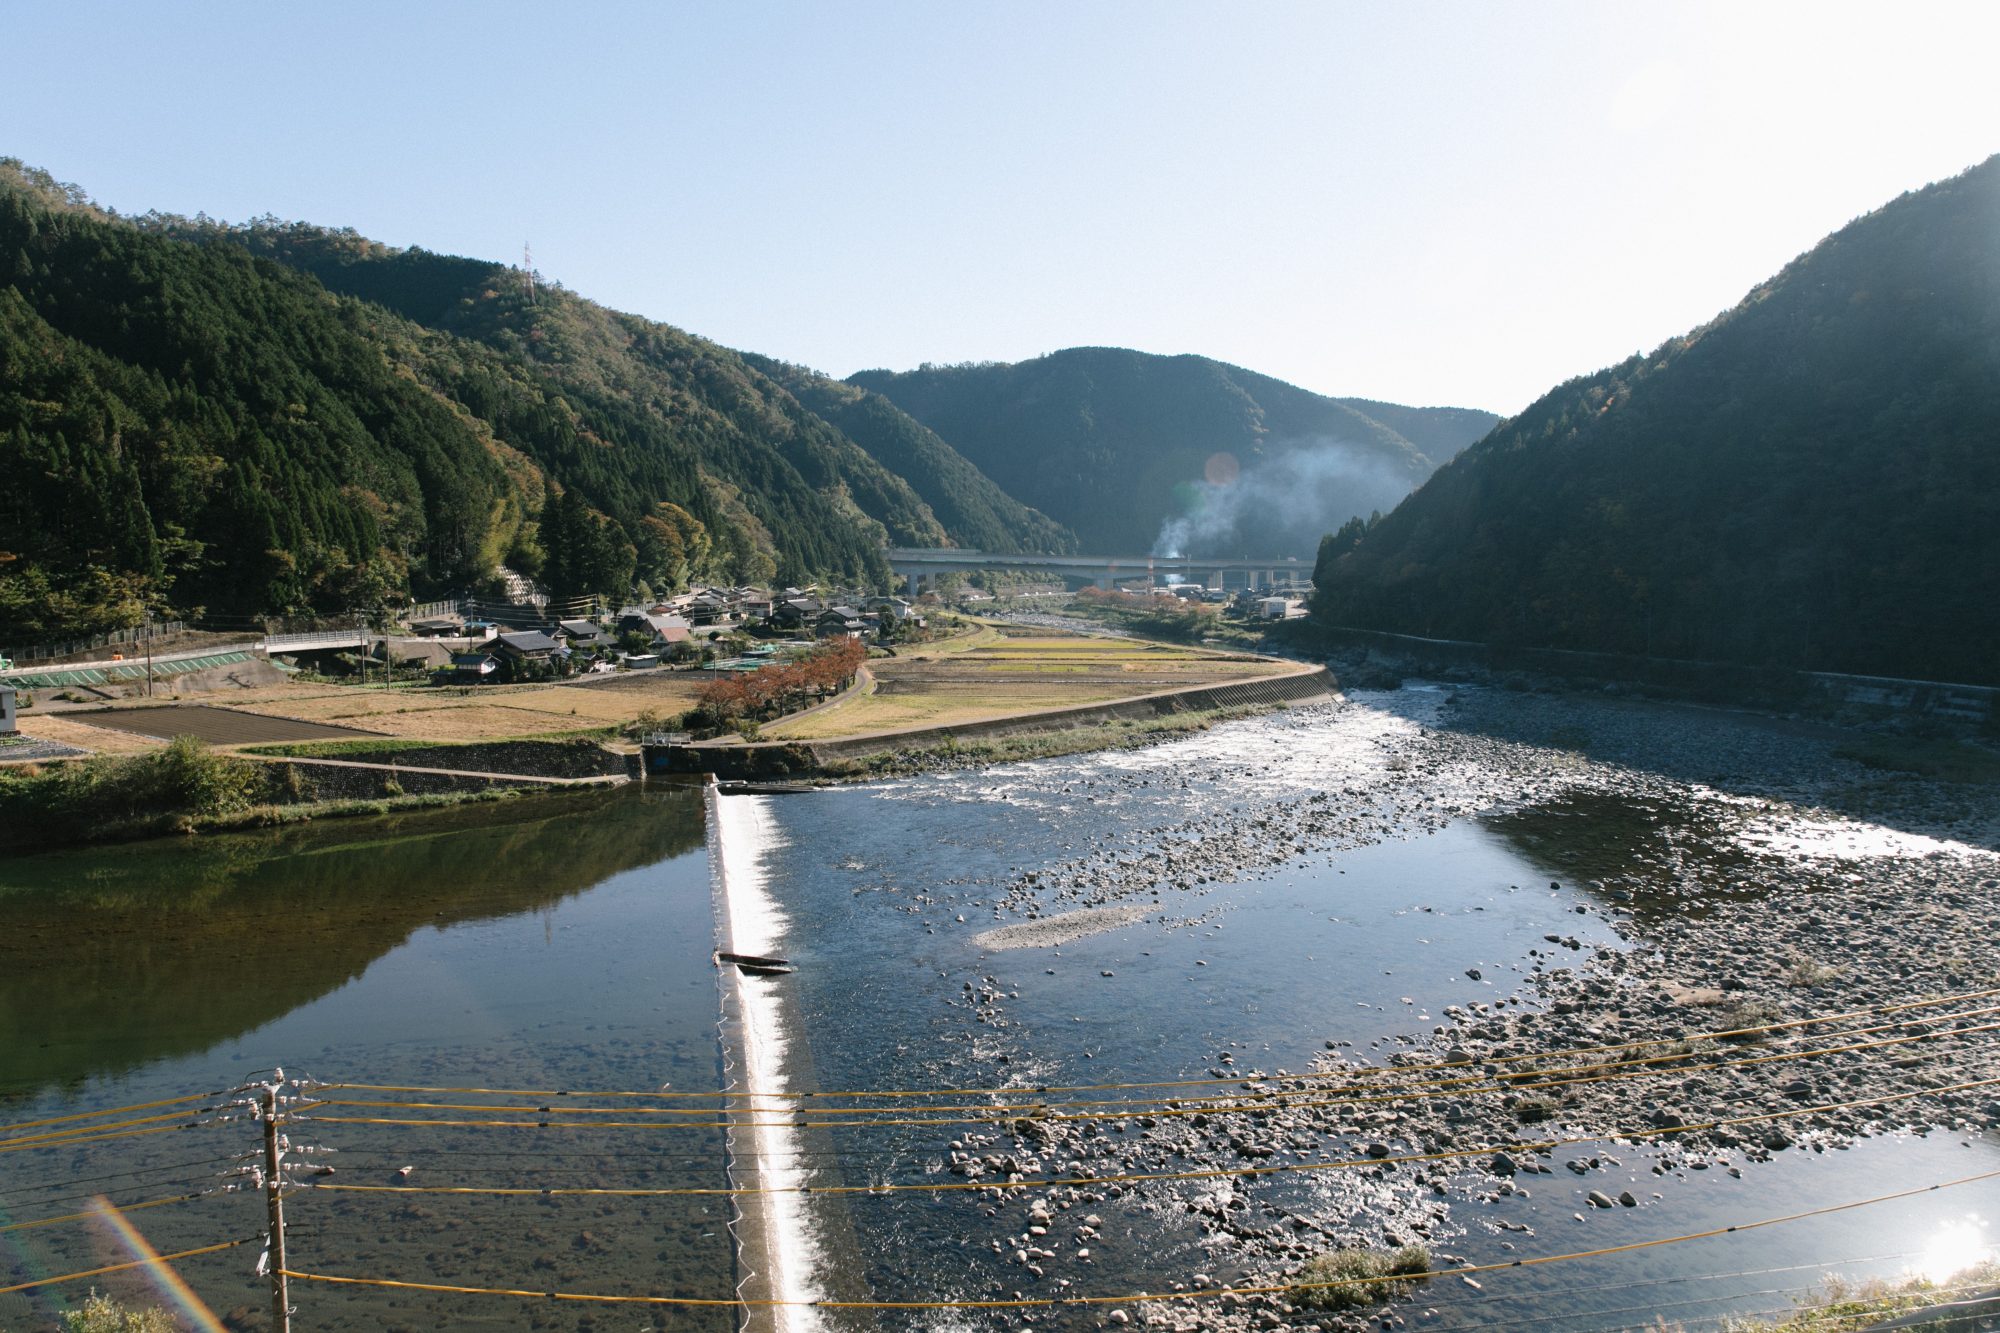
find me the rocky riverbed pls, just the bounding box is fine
[899,684,2000,1331]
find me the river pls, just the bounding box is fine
[2,686,1996,1331]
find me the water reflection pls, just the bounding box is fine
[0,788,704,1100]
[0,783,732,1332]
[1482,788,1765,922]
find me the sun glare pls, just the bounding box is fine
[1916,1215,1993,1284]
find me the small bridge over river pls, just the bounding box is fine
[885,548,1311,595]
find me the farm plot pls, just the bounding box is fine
[764,627,1293,740]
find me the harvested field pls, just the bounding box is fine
[764,624,1297,741]
[72,705,380,745]
[221,674,709,741]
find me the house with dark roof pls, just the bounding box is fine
[816,606,865,638]
[864,595,915,622]
[557,618,613,649]
[772,596,826,631]
[488,630,565,663]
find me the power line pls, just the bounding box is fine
[0,1237,257,1297]
[0,1155,239,1202]
[312,984,2000,1104]
[0,1190,210,1236]
[300,1008,2000,1129]
[0,1090,220,1137]
[295,1070,2000,1200]
[276,1165,2000,1312]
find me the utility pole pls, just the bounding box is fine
[262,1082,292,1333]
[144,613,154,698]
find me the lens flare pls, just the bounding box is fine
[87,1197,225,1333]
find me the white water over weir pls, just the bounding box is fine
[706,781,831,1332]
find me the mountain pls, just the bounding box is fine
[1312,156,2000,686]
[0,160,1067,638]
[741,356,1075,554]
[848,348,1497,557]
[0,168,524,632]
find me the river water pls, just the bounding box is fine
[2,689,1995,1331]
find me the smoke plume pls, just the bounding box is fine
[1150,439,1415,560]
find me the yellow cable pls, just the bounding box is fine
[312,985,2000,1103]
[0,1092,215,1137]
[302,1072,2000,1200]
[281,1164,2000,1310]
[0,1238,254,1297]
[0,1192,204,1235]
[309,1025,2000,1135]
[306,1009,2000,1128]
[0,1123,203,1157]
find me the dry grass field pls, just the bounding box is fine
[10,626,1295,756]
[763,624,1293,740]
[18,673,716,749]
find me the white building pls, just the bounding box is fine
[0,685,16,735]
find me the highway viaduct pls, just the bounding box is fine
[885,548,1311,595]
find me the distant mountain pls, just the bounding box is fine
[849,348,1496,557]
[1313,156,2000,685]
[742,356,1075,555]
[0,160,1068,638]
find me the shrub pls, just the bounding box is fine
[1784,958,1842,988]
[0,735,272,850]
[1513,1094,1559,1123]
[62,1290,177,1332]
[1293,1244,1431,1312]
[1713,997,1784,1040]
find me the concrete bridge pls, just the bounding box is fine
[885,548,1311,595]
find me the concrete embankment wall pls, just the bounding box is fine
[263,738,634,778]
[254,740,638,799]
[265,760,562,800]
[1321,625,1997,729]
[247,739,637,799]
[659,667,1338,779]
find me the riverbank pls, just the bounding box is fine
[0,735,611,852]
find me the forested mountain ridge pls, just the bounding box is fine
[0,167,524,631]
[1313,155,2000,685]
[0,160,1073,637]
[199,222,1003,565]
[199,226,1076,556]
[849,348,1497,556]
[741,355,1076,555]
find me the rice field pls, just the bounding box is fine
[762,625,1293,741]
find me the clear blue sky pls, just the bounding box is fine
[5,1,1997,415]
